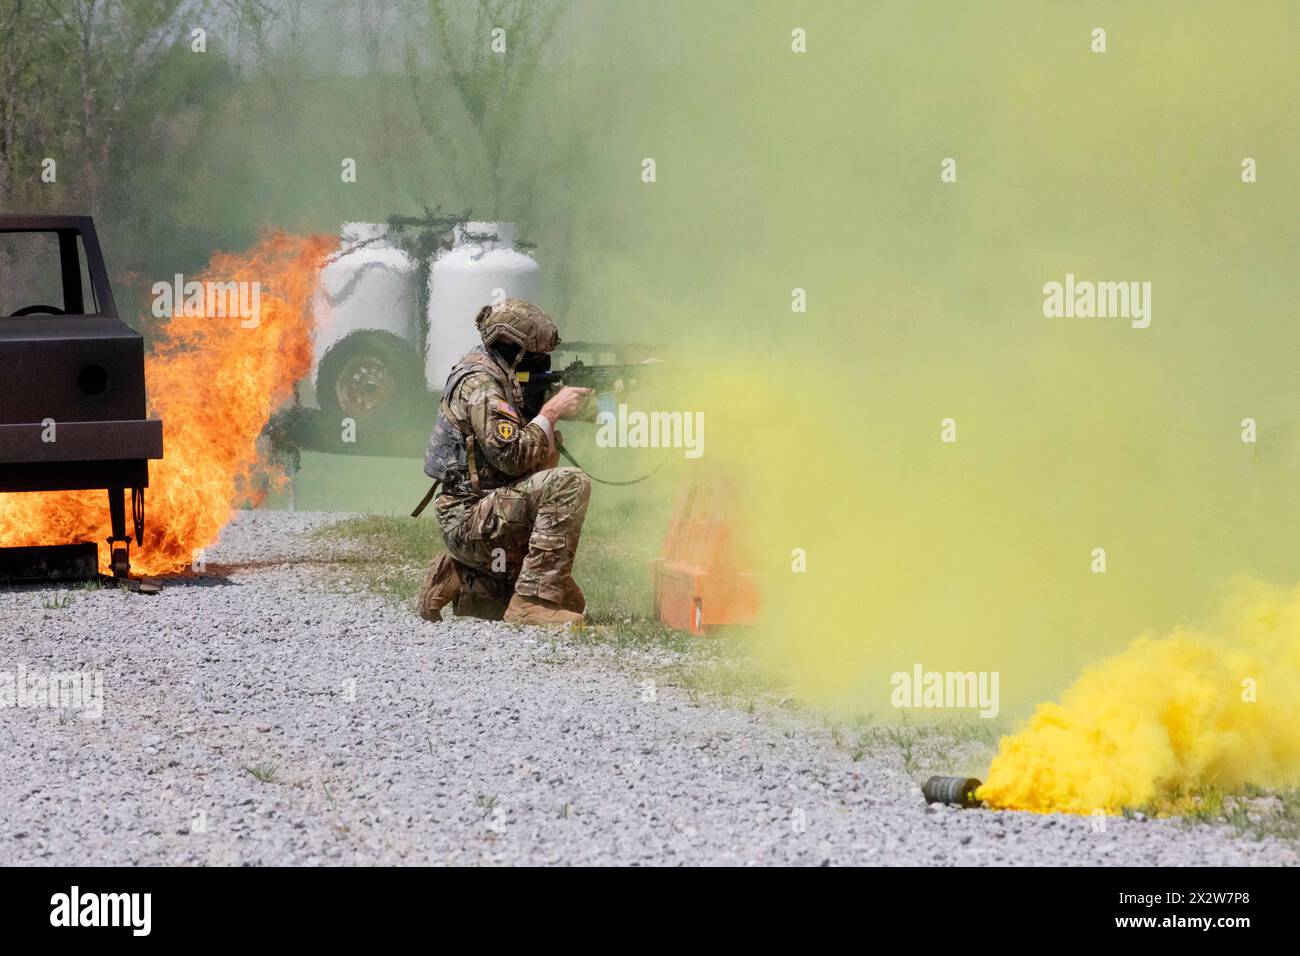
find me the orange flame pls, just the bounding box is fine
[0,231,336,575]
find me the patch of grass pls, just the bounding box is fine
[883,723,921,773]
[243,761,280,783]
[473,793,498,819]
[357,563,427,606]
[655,634,788,704]
[40,592,74,610]
[317,513,444,566]
[79,578,104,592]
[1264,790,1300,841]
[1141,786,1224,821]
[568,616,693,653]
[313,514,443,605]
[1139,785,1300,842]
[839,713,1006,777]
[1221,796,1252,834]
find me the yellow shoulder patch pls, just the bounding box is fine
[496,421,516,441]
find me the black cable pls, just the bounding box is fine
[557,444,669,486]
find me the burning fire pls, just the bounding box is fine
[0,232,335,575]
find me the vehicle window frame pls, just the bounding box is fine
[0,221,117,319]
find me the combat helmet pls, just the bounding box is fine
[475,298,560,357]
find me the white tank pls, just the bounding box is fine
[310,222,418,394]
[425,221,541,392]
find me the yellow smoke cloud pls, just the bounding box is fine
[558,6,1300,809]
[978,579,1300,813]
[535,0,1300,819]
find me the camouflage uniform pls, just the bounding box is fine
[424,301,591,608]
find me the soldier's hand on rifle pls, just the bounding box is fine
[541,386,593,424]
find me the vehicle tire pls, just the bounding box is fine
[316,331,425,426]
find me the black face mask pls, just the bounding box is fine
[493,342,550,373]
[518,350,551,373]
[493,344,551,418]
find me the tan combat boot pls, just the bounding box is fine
[503,592,584,626]
[452,563,512,621]
[417,553,461,622]
[560,577,585,614]
[454,591,509,621]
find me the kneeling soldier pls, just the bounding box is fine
[417,299,592,626]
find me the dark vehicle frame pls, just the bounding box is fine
[0,214,163,578]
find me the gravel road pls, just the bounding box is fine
[2,510,1294,866]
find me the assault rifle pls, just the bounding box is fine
[516,359,664,421]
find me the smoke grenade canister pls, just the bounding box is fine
[922,776,983,808]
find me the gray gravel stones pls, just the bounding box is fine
[1,509,1294,866]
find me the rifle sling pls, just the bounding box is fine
[557,444,669,486]
[410,480,440,518]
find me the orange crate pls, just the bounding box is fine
[652,478,760,635]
